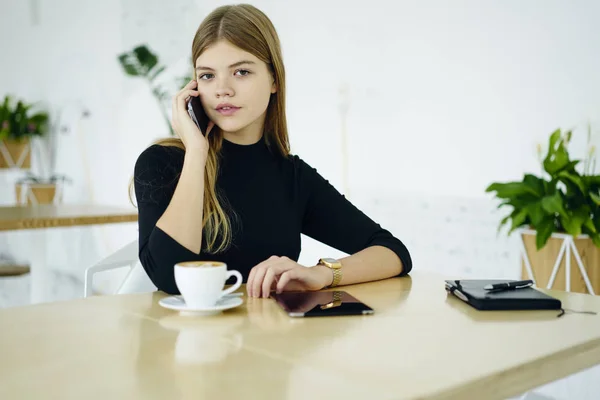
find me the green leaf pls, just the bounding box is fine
[558,170,587,194]
[541,191,566,217]
[133,45,158,76]
[565,129,573,142]
[560,208,589,237]
[535,217,555,250]
[585,175,600,189]
[591,232,600,248]
[590,192,600,206]
[543,129,572,177]
[544,146,570,176]
[525,201,546,226]
[594,212,600,233]
[509,208,529,233]
[548,128,561,153]
[485,181,539,199]
[117,53,142,76]
[583,218,597,234]
[523,174,545,197]
[563,160,580,172]
[502,196,540,210]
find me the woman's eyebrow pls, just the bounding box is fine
[195,60,256,71]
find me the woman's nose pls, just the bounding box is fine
[215,78,234,98]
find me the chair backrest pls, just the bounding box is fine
[85,240,156,297]
[116,261,156,294]
[96,240,140,268]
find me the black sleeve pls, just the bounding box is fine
[133,145,202,294]
[297,158,412,276]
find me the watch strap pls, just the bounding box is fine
[318,258,343,288]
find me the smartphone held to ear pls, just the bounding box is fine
[187,95,211,135]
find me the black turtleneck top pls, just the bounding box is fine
[133,136,412,294]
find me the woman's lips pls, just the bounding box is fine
[216,103,241,116]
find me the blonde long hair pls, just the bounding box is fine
[130,4,290,254]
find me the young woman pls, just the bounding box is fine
[133,4,412,299]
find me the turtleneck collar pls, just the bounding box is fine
[220,135,270,158]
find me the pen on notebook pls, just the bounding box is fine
[484,280,533,291]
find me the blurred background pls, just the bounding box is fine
[1,0,600,398]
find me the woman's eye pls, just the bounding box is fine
[199,73,214,80]
[235,69,251,77]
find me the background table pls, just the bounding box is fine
[0,205,138,231]
[1,272,599,399]
[0,205,137,303]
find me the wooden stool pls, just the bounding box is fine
[0,264,30,277]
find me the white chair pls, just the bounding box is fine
[83,240,156,297]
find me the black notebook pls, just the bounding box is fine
[445,279,562,311]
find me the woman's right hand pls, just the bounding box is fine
[171,80,215,154]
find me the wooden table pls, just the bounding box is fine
[0,205,138,303]
[1,272,599,399]
[0,205,138,231]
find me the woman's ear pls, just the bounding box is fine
[271,76,277,94]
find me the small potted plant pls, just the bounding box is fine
[0,94,49,169]
[13,106,77,205]
[15,173,70,205]
[486,127,600,293]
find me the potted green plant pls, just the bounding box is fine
[13,106,79,205]
[117,44,192,137]
[0,95,49,169]
[486,127,600,293]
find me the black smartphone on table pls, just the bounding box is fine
[272,290,375,317]
[187,95,210,135]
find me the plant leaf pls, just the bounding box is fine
[583,218,597,234]
[509,208,529,233]
[590,232,600,248]
[594,212,600,233]
[560,208,589,237]
[523,174,545,197]
[548,128,561,153]
[525,201,546,226]
[543,129,571,177]
[590,192,600,206]
[133,45,158,76]
[585,175,600,190]
[485,181,539,199]
[558,170,587,194]
[117,53,142,76]
[541,191,566,217]
[535,217,555,250]
[544,146,570,176]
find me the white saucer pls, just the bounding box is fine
[159,294,244,316]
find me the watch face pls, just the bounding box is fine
[322,258,338,263]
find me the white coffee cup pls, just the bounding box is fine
[174,261,242,308]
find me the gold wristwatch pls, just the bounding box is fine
[317,258,343,288]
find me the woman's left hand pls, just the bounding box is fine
[247,256,332,298]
